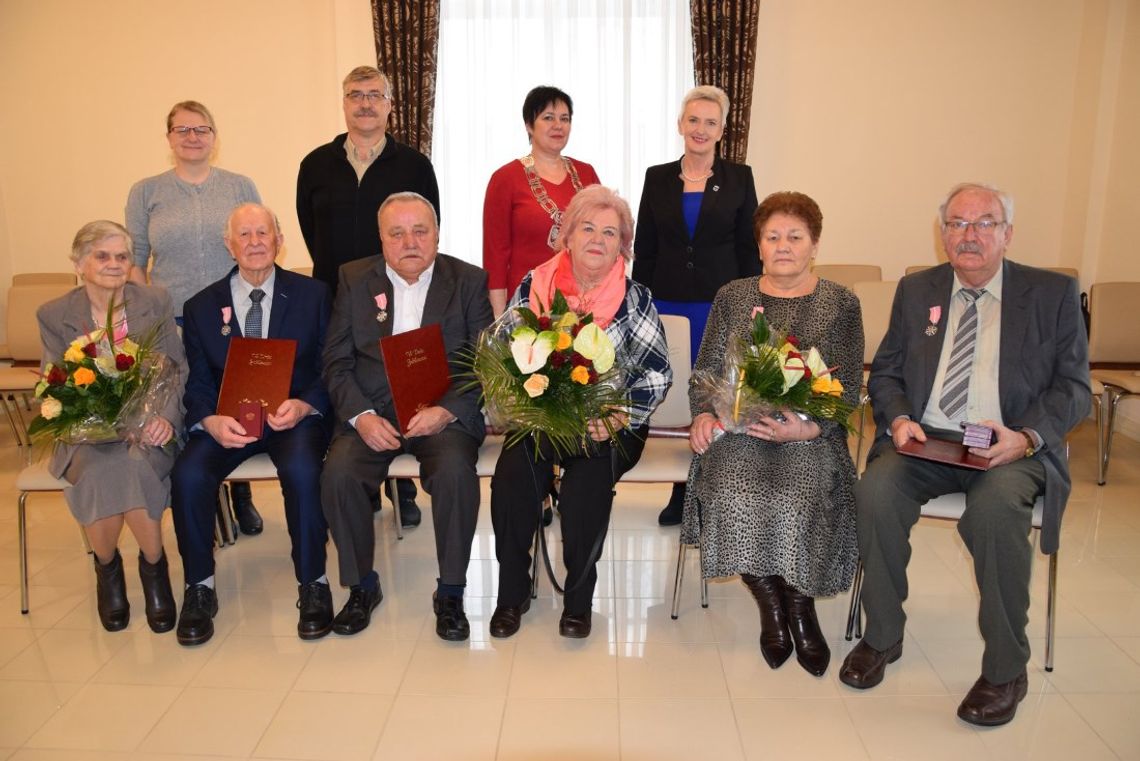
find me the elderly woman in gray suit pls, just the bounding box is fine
[37,220,186,633]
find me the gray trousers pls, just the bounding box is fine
[321,425,480,588]
[855,446,1045,684]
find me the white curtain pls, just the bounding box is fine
[432,0,694,265]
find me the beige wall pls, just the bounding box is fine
[1,0,1137,430]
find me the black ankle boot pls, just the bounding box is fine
[138,551,176,633]
[93,550,130,632]
[230,481,263,535]
[741,573,793,669]
[782,584,830,676]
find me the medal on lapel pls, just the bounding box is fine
[221,306,232,336]
[375,293,388,323]
[925,305,941,336]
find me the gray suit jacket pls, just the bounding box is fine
[322,253,493,443]
[36,282,187,478]
[867,260,1089,553]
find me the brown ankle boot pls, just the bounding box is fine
[782,584,830,676]
[138,551,176,633]
[93,550,129,631]
[741,574,793,669]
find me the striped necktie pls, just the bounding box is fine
[244,289,265,339]
[938,288,985,422]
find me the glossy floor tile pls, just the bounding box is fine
[0,419,1138,759]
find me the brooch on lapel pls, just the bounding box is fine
[712,185,720,192]
[925,305,941,336]
[374,293,388,324]
[221,306,232,336]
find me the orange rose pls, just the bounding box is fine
[570,365,590,385]
[555,330,572,351]
[72,367,96,387]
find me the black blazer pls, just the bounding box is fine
[632,157,760,301]
[867,260,1090,553]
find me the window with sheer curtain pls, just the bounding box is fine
[431,0,693,265]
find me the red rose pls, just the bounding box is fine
[570,352,589,367]
[785,335,800,348]
[571,323,582,337]
[115,353,135,371]
[537,316,552,330]
[802,367,812,380]
[46,366,67,385]
[587,368,599,384]
[549,351,567,369]
[82,342,97,357]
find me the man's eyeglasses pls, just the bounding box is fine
[169,125,214,137]
[943,218,1007,235]
[344,90,390,104]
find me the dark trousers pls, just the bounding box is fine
[491,426,647,614]
[855,445,1045,683]
[171,416,332,586]
[321,425,480,588]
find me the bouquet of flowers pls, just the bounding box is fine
[27,303,179,446]
[692,306,855,434]
[465,289,629,455]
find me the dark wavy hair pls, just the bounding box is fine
[522,85,574,132]
[753,191,823,243]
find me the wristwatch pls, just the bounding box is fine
[1019,431,1037,458]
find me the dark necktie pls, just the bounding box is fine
[938,288,985,422]
[244,288,265,339]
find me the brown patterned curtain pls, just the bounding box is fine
[371,0,440,157]
[690,0,760,163]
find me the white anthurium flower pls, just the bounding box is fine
[572,323,616,373]
[510,327,558,374]
[804,346,830,380]
[782,355,806,393]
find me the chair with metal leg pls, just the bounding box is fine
[1087,282,1140,485]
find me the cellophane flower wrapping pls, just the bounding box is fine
[690,307,856,434]
[462,289,631,456]
[28,308,179,449]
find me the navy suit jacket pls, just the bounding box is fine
[866,259,1090,553]
[182,266,332,429]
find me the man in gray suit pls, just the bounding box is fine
[839,183,1089,726]
[320,192,493,641]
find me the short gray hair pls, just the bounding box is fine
[71,220,132,264]
[678,85,730,126]
[377,192,439,230]
[222,203,282,240]
[938,182,1015,226]
[342,66,391,97]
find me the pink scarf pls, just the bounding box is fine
[529,251,626,327]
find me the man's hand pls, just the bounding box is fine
[141,416,173,447]
[355,412,402,452]
[890,416,927,449]
[267,399,314,432]
[202,415,257,449]
[405,405,455,438]
[969,419,1028,467]
[689,412,719,454]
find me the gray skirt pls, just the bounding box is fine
[60,441,174,525]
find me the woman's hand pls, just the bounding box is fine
[586,410,629,442]
[746,409,820,443]
[689,412,719,454]
[141,416,173,447]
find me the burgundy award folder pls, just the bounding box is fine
[216,337,297,439]
[379,323,451,433]
[897,436,992,471]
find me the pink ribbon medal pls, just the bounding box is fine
[925,305,941,336]
[221,306,232,336]
[375,293,388,323]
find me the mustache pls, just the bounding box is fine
[956,241,982,254]
[354,109,378,117]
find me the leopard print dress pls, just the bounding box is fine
[680,277,864,597]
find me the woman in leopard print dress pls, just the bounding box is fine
[681,191,863,677]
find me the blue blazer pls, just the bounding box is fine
[181,266,332,429]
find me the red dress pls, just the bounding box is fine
[482,157,600,295]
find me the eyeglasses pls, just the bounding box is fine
[344,90,390,104]
[169,125,214,137]
[943,218,1006,234]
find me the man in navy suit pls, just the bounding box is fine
[839,184,1089,726]
[171,203,334,646]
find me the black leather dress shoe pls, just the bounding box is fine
[297,582,334,640]
[229,482,263,535]
[559,610,592,639]
[432,593,470,641]
[399,498,422,528]
[489,599,531,638]
[176,584,219,646]
[657,483,685,526]
[839,639,903,689]
[957,671,1028,726]
[332,584,383,635]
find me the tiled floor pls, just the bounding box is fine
[0,419,1138,760]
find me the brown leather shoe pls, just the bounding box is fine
[839,638,903,689]
[489,599,531,638]
[559,610,592,638]
[956,671,1028,726]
